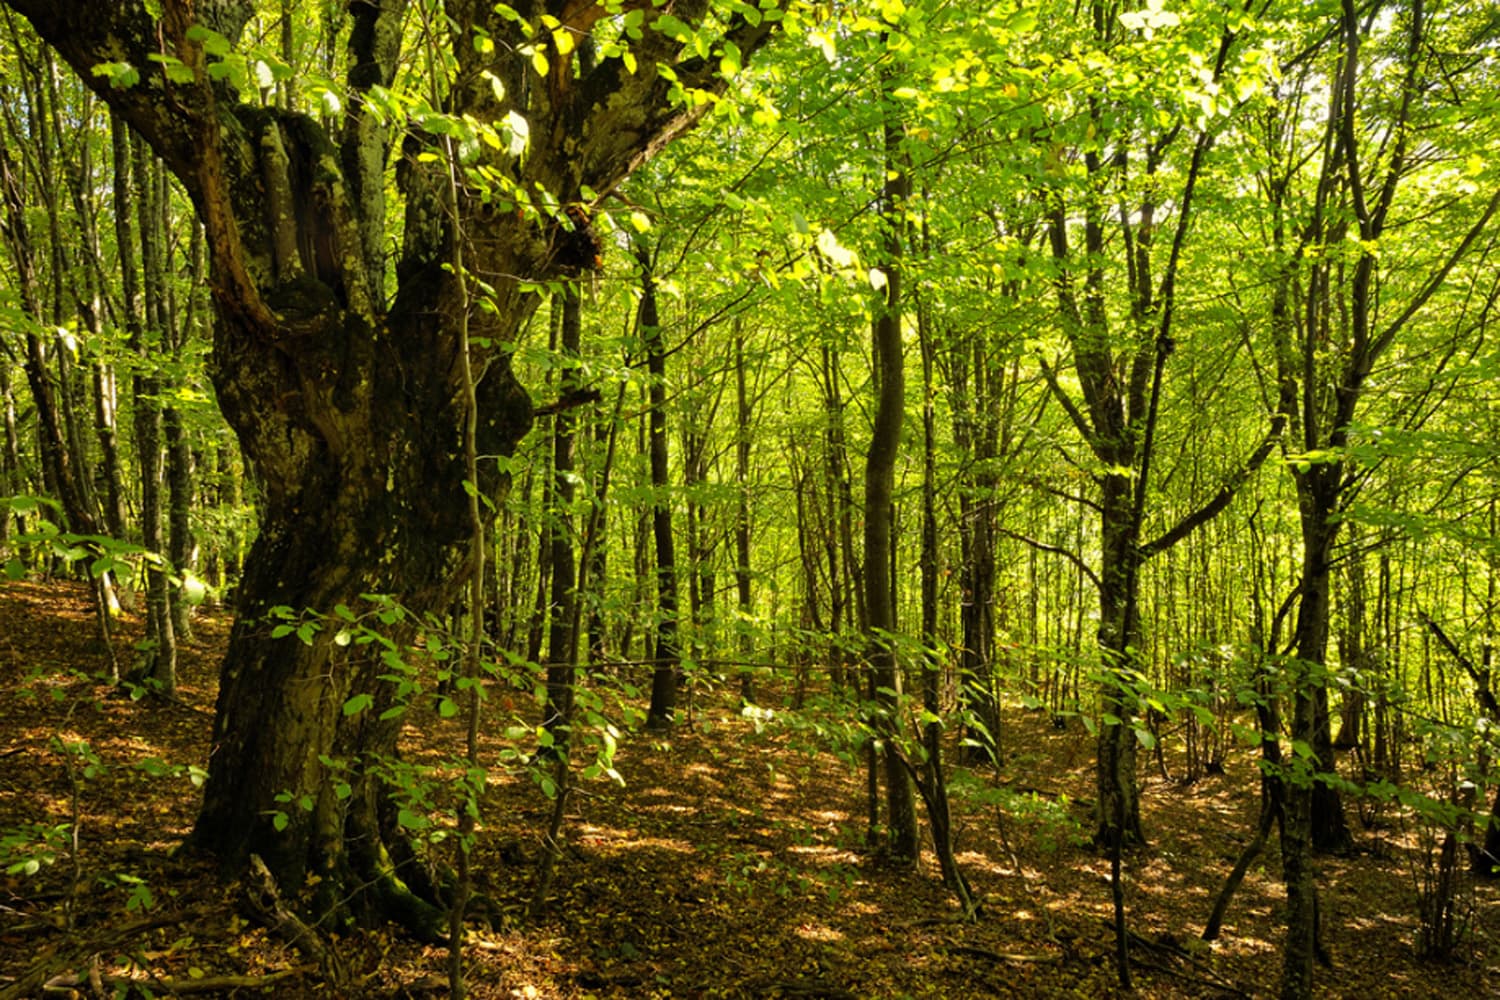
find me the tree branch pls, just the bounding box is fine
[1140,414,1285,559]
[1417,609,1500,719]
[997,526,1102,593]
[1037,354,1096,444]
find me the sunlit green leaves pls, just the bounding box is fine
[90,61,140,89]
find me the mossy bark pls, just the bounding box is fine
[9,0,784,925]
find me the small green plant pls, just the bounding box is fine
[0,821,71,875]
[948,770,1087,856]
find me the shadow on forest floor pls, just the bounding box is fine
[2,580,1497,997]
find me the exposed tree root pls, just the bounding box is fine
[245,854,350,988]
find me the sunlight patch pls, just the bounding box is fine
[794,922,844,943]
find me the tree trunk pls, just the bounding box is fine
[1094,470,1146,848]
[1288,482,1353,853]
[917,294,974,915]
[165,224,205,641]
[542,291,582,751]
[733,326,755,705]
[0,374,21,547]
[1334,545,1366,750]
[639,242,682,731]
[0,116,98,543]
[125,131,177,692]
[949,336,1001,765]
[864,108,919,864]
[7,0,785,924]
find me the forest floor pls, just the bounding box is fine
[1,580,1497,998]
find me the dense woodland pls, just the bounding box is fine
[1,1,1499,997]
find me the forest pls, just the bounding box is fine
[1,0,1498,997]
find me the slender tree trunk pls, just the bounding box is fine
[30,53,101,538]
[165,223,204,640]
[1334,546,1366,750]
[1094,469,1146,848]
[864,107,919,864]
[949,335,1002,765]
[733,327,755,705]
[121,128,176,693]
[917,298,974,914]
[818,344,852,688]
[0,102,98,544]
[0,374,20,548]
[542,290,582,750]
[585,415,611,668]
[639,243,681,731]
[50,74,129,547]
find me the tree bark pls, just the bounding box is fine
[126,133,177,692]
[4,0,785,924]
[948,335,1002,766]
[733,326,755,705]
[639,242,682,731]
[541,290,582,751]
[864,107,919,864]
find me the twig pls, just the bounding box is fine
[41,968,302,994]
[743,980,857,999]
[0,907,209,1000]
[1103,920,1252,996]
[945,944,1059,964]
[1127,957,1252,999]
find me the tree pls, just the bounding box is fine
[1250,2,1500,993]
[863,60,919,864]
[2,0,787,928]
[1034,0,1280,850]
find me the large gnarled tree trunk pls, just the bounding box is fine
[8,0,782,928]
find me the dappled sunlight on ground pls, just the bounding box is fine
[3,580,1499,997]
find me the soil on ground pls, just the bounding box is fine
[2,580,1496,997]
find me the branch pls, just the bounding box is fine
[531,385,602,418]
[1037,354,1096,444]
[4,1,283,333]
[1369,187,1500,360]
[572,2,788,199]
[1417,609,1500,719]
[0,0,243,187]
[997,527,1102,593]
[1140,414,1285,559]
[42,969,304,995]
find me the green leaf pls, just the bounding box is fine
[438,697,459,719]
[185,24,232,57]
[397,808,430,831]
[90,61,141,89]
[342,693,373,717]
